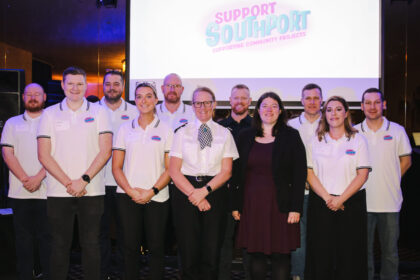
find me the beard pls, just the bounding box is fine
[104,90,122,104]
[25,100,44,113]
[164,91,180,104]
[232,104,248,115]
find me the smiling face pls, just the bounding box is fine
[103,74,124,103]
[192,90,215,123]
[325,100,348,129]
[135,86,158,115]
[23,84,46,113]
[258,97,281,126]
[161,74,184,104]
[361,92,385,121]
[230,88,251,115]
[302,88,322,116]
[62,74,87,103]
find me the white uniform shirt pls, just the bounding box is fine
[354,117,412,212]
[307,132,371,195]
[288,112,321,195]
[113,116,173,202]
[1,112,47,199]
[37,98,112,197]
[170,119,239,176]
[98,97,138,186]
[156,102,195,131]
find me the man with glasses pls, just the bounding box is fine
[157,73,195,130]
[1,83,50,280]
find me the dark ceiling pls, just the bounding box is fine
[0,0,126,77]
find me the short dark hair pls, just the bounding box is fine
[253,92,287,137]
[361,88,384,103]
[63,66,86,82]
[231,84,250,93]
[192,87,216,102]
[135,82,157,98]
[103,70,124,84]
[302,83,322,99]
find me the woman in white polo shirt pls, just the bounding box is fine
[112,82,173,280]
[169,87,239,280]
[305,96,371,280]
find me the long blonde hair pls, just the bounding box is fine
[316,96,357,141]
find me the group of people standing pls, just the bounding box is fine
[0,66,412,280]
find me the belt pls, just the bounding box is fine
[185,175,213,182]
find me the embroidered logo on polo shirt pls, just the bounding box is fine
[345,149,356,155]
[121,115,129,120]
[384,135,393,141]
[179,118,188,124]
[84,117,95,123]
[151,136,161,141]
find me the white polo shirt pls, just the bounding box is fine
[1,112,47,199]
[156,101,195,131]
[170,119,239,176]
[288,112,321,195]
[113,116,173,202]
[37,98,112,197]
[354,117,412,212]
[98,97,138,186]
[307,132,371,195]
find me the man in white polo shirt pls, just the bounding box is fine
[98,70,137,279]
[288,83,322,280]
[355,88,412,280]
[1,83,50,280]
[156,73,195,130]
[37,66,112,280]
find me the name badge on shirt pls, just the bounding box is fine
[179,118,188,124]
[15,124,29,132]
[55,121,70,131]
[384,135,393,141]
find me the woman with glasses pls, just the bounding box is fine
[112,83,173,280]
[305,96,370,280]
[231,92,307,280]
[169,87,239,280]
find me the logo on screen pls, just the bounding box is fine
[206,2,310,52]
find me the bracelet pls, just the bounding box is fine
[152,186,159,195]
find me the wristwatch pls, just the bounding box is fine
[152,186,159,195]
[205,185,212,193]
[81,174,91,184]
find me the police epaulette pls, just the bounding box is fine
[174,123,187,133]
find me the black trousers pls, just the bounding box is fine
[171,176,228,280]
[47,196,104,280]
[305,190,367,280]
[9,198,50,280]
[100,186,124,276]
[116,193,169,280]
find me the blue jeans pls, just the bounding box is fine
[291,194,308,279]
[367,212,399,280]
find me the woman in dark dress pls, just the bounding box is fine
[232,92,307,280]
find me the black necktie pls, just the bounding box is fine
[198,123,212,150]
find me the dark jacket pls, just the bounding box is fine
[231,125,307,214]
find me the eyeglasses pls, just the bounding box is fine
[260,104,280,110]
[193,101,213,108]
[164,84,183,89]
